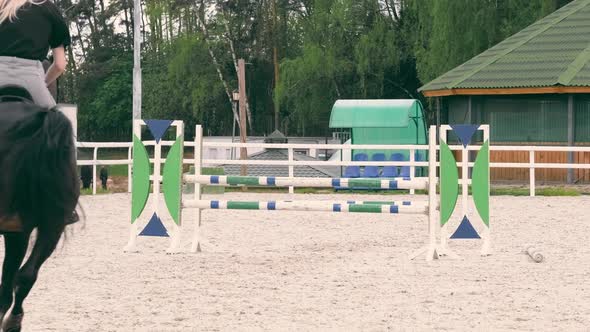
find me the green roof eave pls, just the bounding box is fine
[329,99,420,128]
[419,0,590,93]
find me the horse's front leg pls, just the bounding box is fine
[0,233,29,325]
[3,227,62,332]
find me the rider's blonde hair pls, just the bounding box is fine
[0,0,45,24]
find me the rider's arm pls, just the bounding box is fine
[44,2,70,87]
[45,46,67,86]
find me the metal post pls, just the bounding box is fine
[128,146,132,193]
[309,148,316,158]
[132,0,142,120]
[467,96,474,180]
[92,147,98,195]
[530,150,535,197]
[436,97,441,128]
[238,59,248,176]
[567,95,574,184]
[272,0,280,131]
[167,122,184,254]
[231,92,239,160]
[426,126,437,260]
[324,135,328,161]
[191,125,204,253]
[480,125,491,256]
[288,148,294,194]
[409,125,439,261]
[124,120,142,252]
[409,149,415,195]
[231,108,237,160]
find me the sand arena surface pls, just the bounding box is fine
[8,193,590,331]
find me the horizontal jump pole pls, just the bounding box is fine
[184,175,430,190]
[182,200,429,214]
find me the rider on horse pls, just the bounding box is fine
[0,2,78,331]
[0,0,70,106]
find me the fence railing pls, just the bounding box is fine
[76,141,590,197]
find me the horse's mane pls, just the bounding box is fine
[0,102,80,232]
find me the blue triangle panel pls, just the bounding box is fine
[145,120,174,143]
[450,124,479,148]
[139,213,169,237]
[450,215,480,239]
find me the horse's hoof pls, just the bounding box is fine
[2,313,23,332]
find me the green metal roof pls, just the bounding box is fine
[329,99,422,128]
[420,0,590,92]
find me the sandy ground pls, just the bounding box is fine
[7,192,590,331]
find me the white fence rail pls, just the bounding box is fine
[76,141,590,197]
[76,142,132,195]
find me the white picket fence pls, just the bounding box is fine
[76,141,590,197]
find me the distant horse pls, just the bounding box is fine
[80,165,92,189]
[99,167,109,190]
[0,86,80,331]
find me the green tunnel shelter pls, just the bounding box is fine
[329,99,428,161]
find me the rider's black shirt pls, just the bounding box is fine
[0,1,71,61]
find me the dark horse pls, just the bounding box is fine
[0,86,80,331]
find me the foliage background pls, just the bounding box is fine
[53,0,573,140]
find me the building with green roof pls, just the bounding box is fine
[419,0,590,183]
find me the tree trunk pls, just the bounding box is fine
[98,0,109,33]
[86,14,100,49]
[196,5,240,126]
[75,20,87,60]
[141,1,147,46]
[220,5,253,127]
[123,0,132,47]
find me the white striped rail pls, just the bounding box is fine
[184,175,430,190]
[182,200,429,214]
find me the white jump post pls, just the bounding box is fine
[124,120,143,252]
[191,125,203,253]
[92,147,98,195]
[437,124,491,258]
[480,126,491,255]
[409,126,439,260]
[409,149,415,195]
[124,120,185,253]
[128,146,133,193]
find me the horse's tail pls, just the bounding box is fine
[0,105,80,232]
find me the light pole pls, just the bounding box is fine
[238,59,247,176]
[132,0,142,121]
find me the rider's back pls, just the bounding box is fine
[0,0,70,108]
[0,1,69,61]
